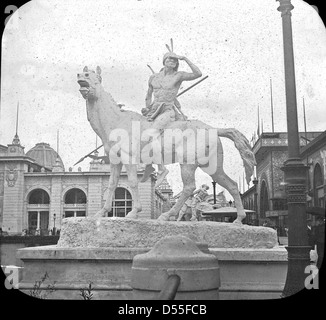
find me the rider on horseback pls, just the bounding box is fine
[141,40,202,187]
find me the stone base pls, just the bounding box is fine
[57,217,278,249]
[16,245,287,300]
[210,248,288,299]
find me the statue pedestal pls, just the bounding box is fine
[56,217,278,249]
[16,245,287,300]
[210,247,287,299]
[16,217,287,299]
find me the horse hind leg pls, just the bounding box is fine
[211,169,245,224]
[201,136,245,224]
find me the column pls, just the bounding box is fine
[36,211,40,230]
[50,176,62,230]
[277,0,311,297]
[87,176,102,216]
[253,178,258,225]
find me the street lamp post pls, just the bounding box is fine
[253,177,258,225]
[212,181,217,205]
[277,0,311,297]
[53,213,56,235]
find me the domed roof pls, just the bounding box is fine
[26,142,65,171]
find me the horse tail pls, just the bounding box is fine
[217,128,256,184]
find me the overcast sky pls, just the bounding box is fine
[1,0,325,199]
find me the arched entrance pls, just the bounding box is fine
[63,188,87,218]
[108,187,132,217]
[27,188,50,235]
[313,163,324,207]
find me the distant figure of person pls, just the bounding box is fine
[190,184,209,221]
[284,227,288,237]
[313,216,325,269]
[262,219,275,228]
[307,218,318,264]
[307,218,314,249]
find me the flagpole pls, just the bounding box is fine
[270,78,275,132]
[16,102,19,136]
[303,97,307,145]
[257,105,260,137]
[57,130,59,155]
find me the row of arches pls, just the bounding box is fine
[28,188,87,205]
[26,187,132,234]
[312,163,324,207]
[259,162,324,219]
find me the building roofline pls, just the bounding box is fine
[253,131,323,150]
[300,130,326,157]
[155,189,167,200]
[241,184,256,197]
[0,155,40,164]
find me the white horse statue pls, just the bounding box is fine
[77,66,256,224]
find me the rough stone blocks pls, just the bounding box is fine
[57,217,278,249]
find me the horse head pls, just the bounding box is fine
[77,66,102,100]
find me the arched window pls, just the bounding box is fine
[108,187,132,217]
[65,188,87,204]
[64,188,87,218]
[29,189,50,204]
[27,189,50,235]
[260,181,269,219]
[313,164,324,207]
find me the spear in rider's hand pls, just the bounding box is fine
[177,75,208,98]
[73,144,103,166]
[175,75,208,118]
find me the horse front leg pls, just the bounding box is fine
[125,164,142,219]
[94,163,122,218]
[176,203,188,221]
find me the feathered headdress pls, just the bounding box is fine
[163,38,179,70]
[147,39,179,74]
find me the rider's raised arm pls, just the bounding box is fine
[177,56,202,81]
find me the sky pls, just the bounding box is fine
[1,0,326,199]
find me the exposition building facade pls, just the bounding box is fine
[0,134,172,236]
[241,130,326,233]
